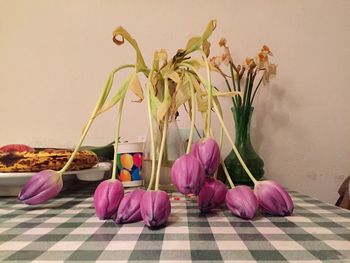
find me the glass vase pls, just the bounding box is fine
[224,106,264,186]
[142,119,185,191]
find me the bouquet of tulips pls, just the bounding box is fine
[18,20,293,228]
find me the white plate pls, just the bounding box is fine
[0,163,111,196]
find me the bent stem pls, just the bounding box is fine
[154,114,169,191]
[59,65,133,174]
[111,92,126,180]
[212,99,257,185]
[146,72,156,191]
[186,82,196,154]
[222,159,235,189]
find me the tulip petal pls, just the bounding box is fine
[255,181,293,216]
[225,186,258,219]
[191,138,220,177]
[116,189,146,224]
[140,190,171,228]
[171,154,205,195]
[198,178,227,213]
[18,170,63,205]
[93,179,124,219]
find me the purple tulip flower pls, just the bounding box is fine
[254,180,294,216]
[140,190,171,228]
[225,186,258,219]
[18,170,63,205]
[115,189,146,224]
[171,154,205,195]
[191,138,220,177]
[93,179,124,220]
[198,178,227,213]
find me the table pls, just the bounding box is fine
[0,181,350,262]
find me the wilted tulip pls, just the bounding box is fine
[18,170,63,205]
[115,189,146,224]
[225,186,258,219]
[198,178,227,213]
[191,138,220,177]
[254,180,293,216]
[140,190,171,228]
[171,154,205,195]
[93,179,124,220]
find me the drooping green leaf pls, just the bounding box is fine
[156,78,172,122]
[173,74,190,113]
[96,75,131,116]
[97,73,114,112]
[196,93,208,113]
[202,40,211,57]
[201,20,217,42]
[185,19,217,55]
[185,36,202,52]
[129,72,144,102]
[112,26,150,75]
[183,59,202,70]
[147,72,161,120]
[213,96,222,117]
[152,49,168,71]
[212,90,242,98]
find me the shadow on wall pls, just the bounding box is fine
[253,82,290,153]
[251,79,316,179]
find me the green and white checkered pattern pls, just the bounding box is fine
[1,181,350,262]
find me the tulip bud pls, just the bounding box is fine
[115,189,146,224]
[18,170,63,205]
[198,178,227,213]
[140,190,171,228]
[171,154,205,195]
[93,179,124,220]
[254,180,293,216]
[191,138,220,177]
[225,186,258,219]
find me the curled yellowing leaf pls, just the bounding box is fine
[112,26,149,75]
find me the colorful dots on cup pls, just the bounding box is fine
[119,169,131,182]
[131,168,140,181]
[133,153,142,168]
[120,154,133,170]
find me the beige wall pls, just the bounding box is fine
[1,0,349,204]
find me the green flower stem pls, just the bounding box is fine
[210,123,234,188]
[212,99,257,185]
[200,51,212,138]
[59,65,133,174]
[146,72,156,191]
[186,82,196,154]
[250,75,264,106]
[111,91,126,180]
[222,159,235,189]
[229,63,240,107]
[154,114,169,191]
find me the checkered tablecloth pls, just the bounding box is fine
[0,181,350,263]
